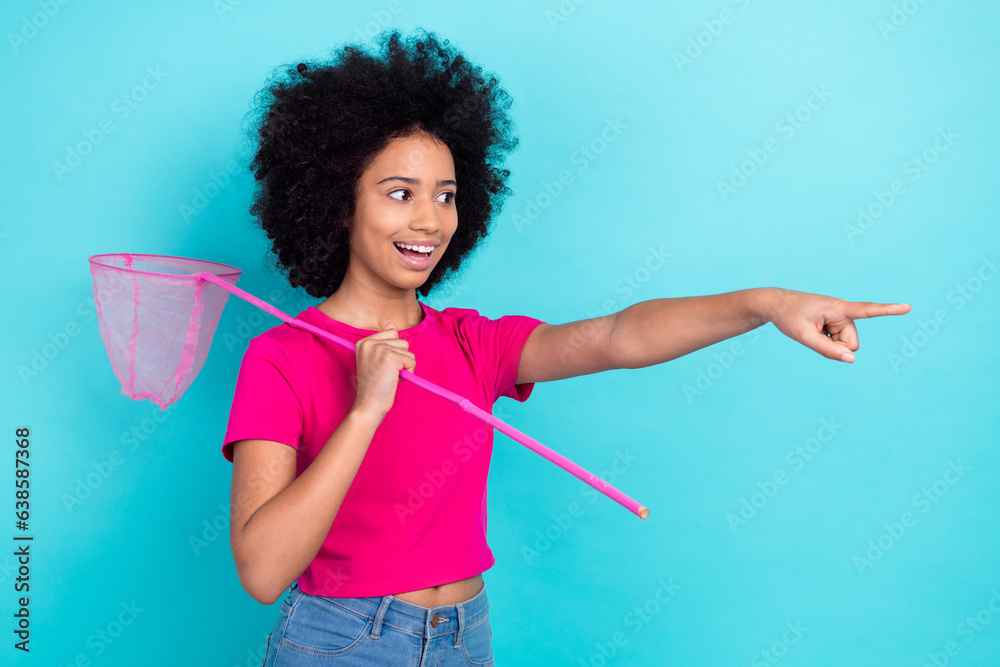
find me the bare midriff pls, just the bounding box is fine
[391,573,483,607]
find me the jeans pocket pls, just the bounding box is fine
[260,633,272,667]
[460,612,494,667]
[279,585,299,616]
[278,595,372,659]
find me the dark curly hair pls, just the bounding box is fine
[241,28,519,299]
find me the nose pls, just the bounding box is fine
[411,192,442,234]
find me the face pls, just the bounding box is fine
[344,130,458,293]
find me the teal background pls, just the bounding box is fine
[2,0,999,665]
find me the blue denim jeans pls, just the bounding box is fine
[261,579,494,666]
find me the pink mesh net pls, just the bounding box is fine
[88,253,241,410]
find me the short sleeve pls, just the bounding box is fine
[221,336,304,463]
[455,310,546,404]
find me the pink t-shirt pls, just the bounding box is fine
[222,300,545,597]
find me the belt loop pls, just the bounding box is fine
[453,601,465,649]
[370,596,392,640]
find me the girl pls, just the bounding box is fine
[223,28,909,666]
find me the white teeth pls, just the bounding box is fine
[395,243,433,253]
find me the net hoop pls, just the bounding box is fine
[88,252,241,280]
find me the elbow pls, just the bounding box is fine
[251,586,283,607]
[236,564,285,606]
[232,542,286,605]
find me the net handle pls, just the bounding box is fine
[195,272,648,520]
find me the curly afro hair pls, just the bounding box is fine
[242,28,519,299]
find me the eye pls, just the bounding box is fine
[437,191,456,204]
[388,189,411,201]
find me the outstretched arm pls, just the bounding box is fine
[515,287,911,384]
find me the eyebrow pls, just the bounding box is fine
[375,176,457,187]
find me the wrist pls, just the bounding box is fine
[349,403,386,428]
[750,287,779,326]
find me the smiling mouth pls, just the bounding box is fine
[393,243,433,259]
[392,242,438,269]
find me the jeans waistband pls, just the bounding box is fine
[288,580,489,645]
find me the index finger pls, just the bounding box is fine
[844,301,911,319]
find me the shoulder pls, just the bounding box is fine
[414,301,481,333]
[429,303,546,351]
[240,320,309,367]
[429,304,508,341]
[431,302,524,326]
[434,304,483,324]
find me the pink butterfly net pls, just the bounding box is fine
[89,253,241,410]
[88,252,648,519]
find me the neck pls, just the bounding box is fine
[319,273,424,331]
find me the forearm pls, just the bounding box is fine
[610,287,774,369]
[237,408,382,604]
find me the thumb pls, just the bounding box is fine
[805,328,856,363]
[384,321,396,330]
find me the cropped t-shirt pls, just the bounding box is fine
[221,300,545,597]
